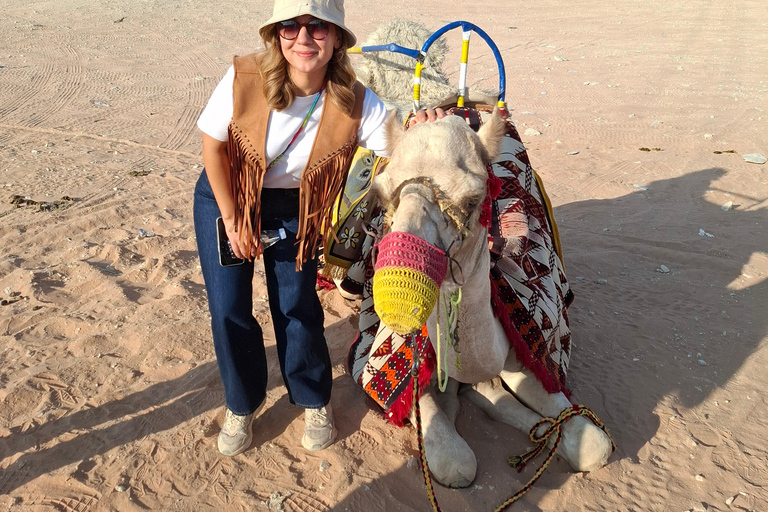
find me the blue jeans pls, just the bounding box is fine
[193,170,331,415]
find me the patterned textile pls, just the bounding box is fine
[345,210,437,426]
[322,148,387,282]
[344,107,573,425]
[484,109,573,396]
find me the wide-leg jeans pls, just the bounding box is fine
[193,170,332,415]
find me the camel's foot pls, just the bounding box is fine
[423,424,477,488]
[414,382,477,488]
[557,414,613,472]
[488,370,613,471]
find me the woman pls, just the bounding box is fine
[194,0,393,456]
[195,0,443,457]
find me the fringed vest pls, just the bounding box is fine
[227,52,365,269]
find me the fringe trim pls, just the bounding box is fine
[385,346,436,427]
[228,122,265,258]
[296,139,358,270]
[489,275,569,398]
[320,262,349,281]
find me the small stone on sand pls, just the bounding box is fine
[742,153,766,164]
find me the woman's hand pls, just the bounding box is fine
[408,107,446,127]
[202,133,259,260]
[222,216,258,260]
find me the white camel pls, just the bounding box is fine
[369,111,614,488]
[341,21,614,489]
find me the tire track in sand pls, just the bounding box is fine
[24,64,85,129]
[0,63,56,121]
[158,76,206,152]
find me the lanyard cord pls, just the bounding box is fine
[266,83,325,170]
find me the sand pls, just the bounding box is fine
[1,0,767,510]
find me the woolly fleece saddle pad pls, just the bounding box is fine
[331,107,574,425]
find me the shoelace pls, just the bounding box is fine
[223,410,250,435]
[306,407,330,428]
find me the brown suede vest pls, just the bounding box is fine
[227,52,365,268]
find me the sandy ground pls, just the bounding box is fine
[1,0,767,510]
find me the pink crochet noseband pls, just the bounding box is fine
[375,231,448,285]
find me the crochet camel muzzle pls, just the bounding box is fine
[372,231,449,335]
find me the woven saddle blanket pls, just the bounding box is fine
[327,107,574,425]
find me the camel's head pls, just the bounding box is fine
[374,109,506,248]
[371,109,506,334]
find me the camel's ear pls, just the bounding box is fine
[477,108,507,162]
[384,110,405,154]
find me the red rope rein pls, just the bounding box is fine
[411,372,616,512]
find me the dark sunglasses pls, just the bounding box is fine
[277,18,330,41]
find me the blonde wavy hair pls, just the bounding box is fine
[260,26,357,116]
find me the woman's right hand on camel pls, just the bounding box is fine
[408,107,446,127]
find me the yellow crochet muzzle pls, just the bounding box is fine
[372,232,448,335]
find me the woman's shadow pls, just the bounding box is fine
[0,342,309,495]
[0,361,222,494]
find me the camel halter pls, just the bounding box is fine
[434,287,462,392]
[372,177,472,335]
[387,176,474,240]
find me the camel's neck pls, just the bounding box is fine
[440,226,490,297]
[429,227,509,383]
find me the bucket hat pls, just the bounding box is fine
[259,0,357,47]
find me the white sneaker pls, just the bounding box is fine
[302,403,337,451]
[218,408,254,456]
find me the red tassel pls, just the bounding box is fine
[384,344,436,426]
[316,273,336,290]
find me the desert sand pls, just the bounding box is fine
[1,0,767,510]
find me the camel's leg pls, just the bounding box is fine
[465,378,607,466]
[462,377,544,433]
[410,378,477,488]
[499,361,613,472]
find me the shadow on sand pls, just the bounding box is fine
[2,167,764,509]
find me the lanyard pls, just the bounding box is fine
[267,84,325,170]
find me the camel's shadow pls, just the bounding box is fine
[332,165,767,509]
[552,166,765,462]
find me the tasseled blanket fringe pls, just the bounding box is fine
[320,262,349,281]
[385,346,436,427]
[489,276,570,399]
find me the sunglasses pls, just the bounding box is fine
[277,18,330,41]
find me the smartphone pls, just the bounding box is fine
[216,217,245,267]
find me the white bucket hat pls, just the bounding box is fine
[259,0,357,47]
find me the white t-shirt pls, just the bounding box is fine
[197,65,390,189]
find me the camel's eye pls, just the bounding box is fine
[464,196,482,211]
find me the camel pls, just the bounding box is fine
[368,109,614,489]
[336,21,614,489]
